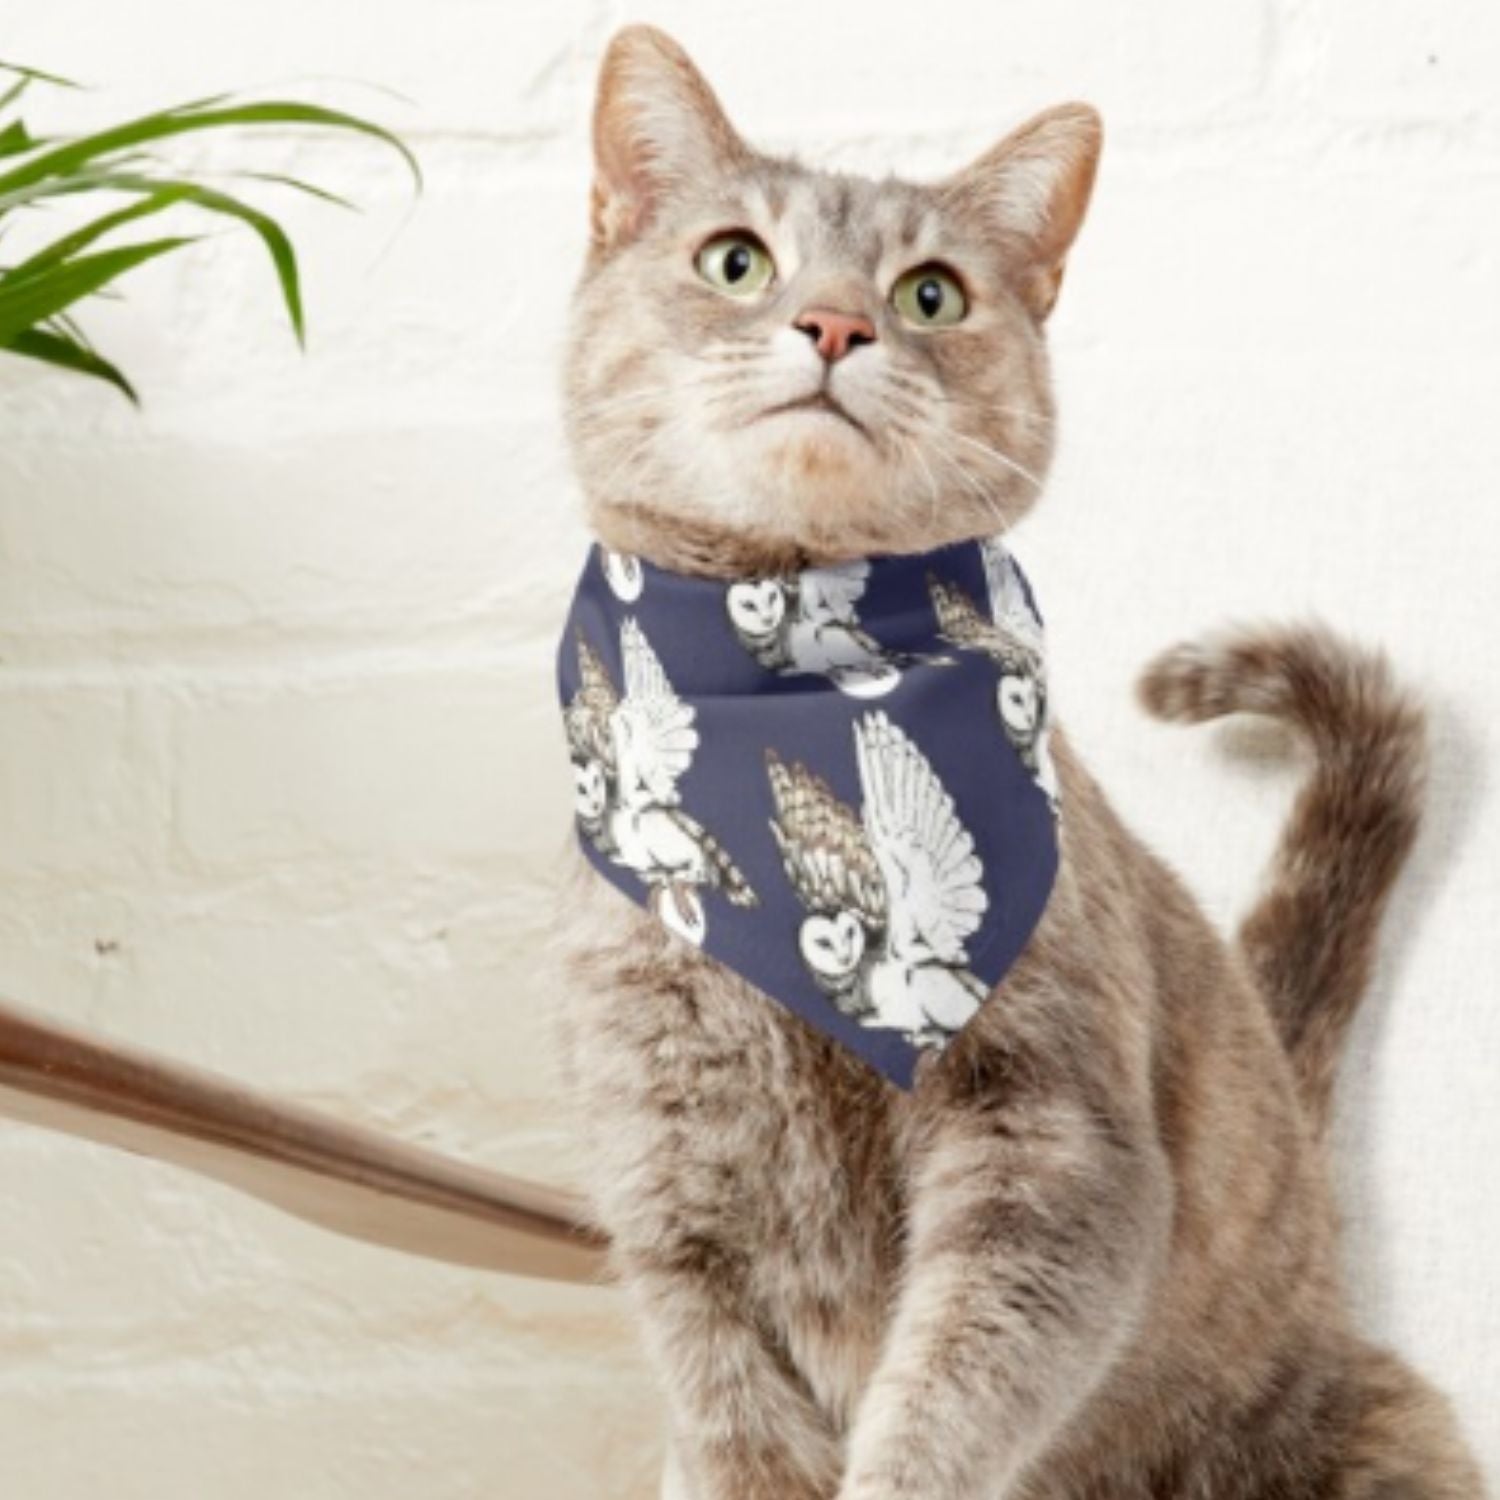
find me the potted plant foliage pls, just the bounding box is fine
[0,59,419,400]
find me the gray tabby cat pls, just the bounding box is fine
[553,26,1482,1500]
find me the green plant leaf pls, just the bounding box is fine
[2,193,175,275]
[0,161,158,213]
[0,98,421,198]
[0,120,39,157]
[49,309,96,350]
[0,78,32,118]
[0,236,193,343]
[238,171,358,211]
[7,175,308,341]
[0,61,81,89]
[3,324,136,400]
[0,74,415,403]
[132,179,306,341]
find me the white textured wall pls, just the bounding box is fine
[0,2,1496,1494]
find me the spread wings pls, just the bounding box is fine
[928,574,1011,658]
[980,538,1045,660]
[566,632,619,766]
[929,565,1042,673]
[614,618,699,805]
[766,752,886,929]
[854,712,986,966]
[797,561,870,628]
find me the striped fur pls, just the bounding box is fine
[554,28,1483,1500]
[1139,623,1428,1133]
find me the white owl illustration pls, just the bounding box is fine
[726,562,923,698]
[565,619,756,943]
[929,539,1059,805]
[767,712,990,1048]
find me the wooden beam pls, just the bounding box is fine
[0,994,611,1286]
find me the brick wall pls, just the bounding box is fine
[1,2,1496,1494]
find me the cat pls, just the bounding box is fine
[552,26,1482,1500]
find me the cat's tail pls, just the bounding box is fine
[1137,623,1427,1134]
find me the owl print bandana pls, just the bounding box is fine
[556,536,1060,1090]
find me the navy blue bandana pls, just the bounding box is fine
[556,536,1060,1089]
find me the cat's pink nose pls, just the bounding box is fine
[794,307,876,363]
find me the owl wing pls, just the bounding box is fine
[797,561,870,628]
[766,752,885,928]
[928,574,1013,659]
[855,712,987,966]
[615,618,699,805]
[980,538,1045,659]
[567,631,620,765]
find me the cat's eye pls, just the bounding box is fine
[891,263,968,328]
[696,232,776,297]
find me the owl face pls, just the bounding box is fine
[727,579,788,641]
[799,909,868,986]
[998,671,1041,741]
[573,757,609,823]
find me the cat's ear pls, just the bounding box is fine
[946,104,1103,320]
[590,26,749,251]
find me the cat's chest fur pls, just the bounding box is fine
[554,843,911,1426]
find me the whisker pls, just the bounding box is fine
[938,426,1045,492]
[882,368,944,400]
[575,377,741,428]
[710,350,774,365]
[937,392,1055,433]
[574,387,680,423]
[879,390,928,423]
[930,442,1011,533]
[587,404,694,507]
[901,429,943,532]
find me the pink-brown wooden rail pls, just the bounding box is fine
[0,992,610,1285]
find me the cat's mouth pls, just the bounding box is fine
[759,389,869,439]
